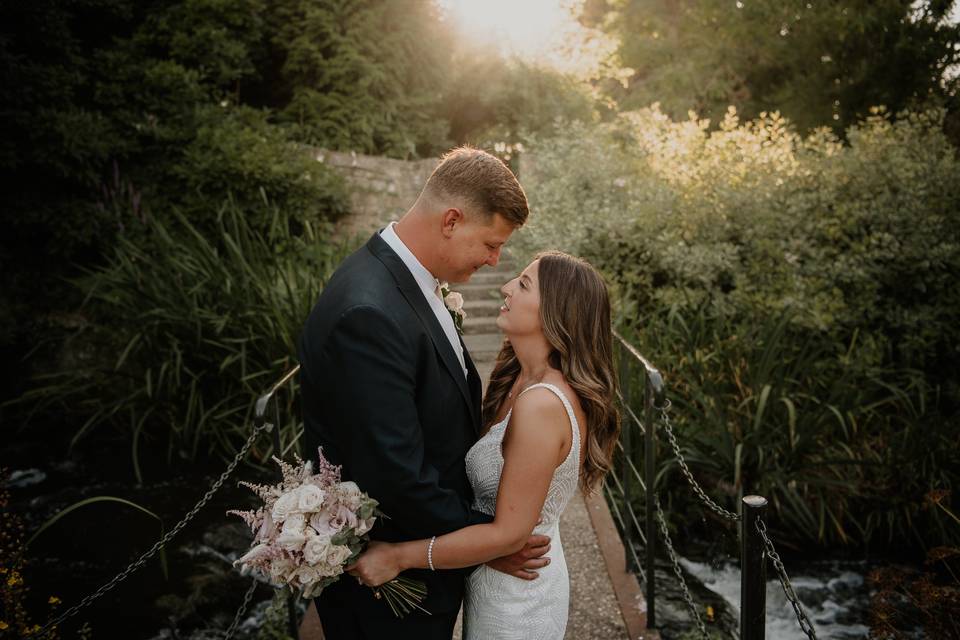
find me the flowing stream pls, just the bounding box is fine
[676,557,873,639]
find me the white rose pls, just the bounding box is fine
[338,481,361,498]
[269,557,295,582]
[281,513,306,535]
[271,490,300,520]
[324,543,353,569]
[302,533,332,565]
[444,291,464,314]
[297,484,325,512]
[276,529,307,552]
[296,565,320,586]
[336,481,363,510]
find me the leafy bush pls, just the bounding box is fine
[18,201,359,477]
[516,106,960,549]
[173,105,349,232]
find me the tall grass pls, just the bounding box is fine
[16,200,358,477]
[624,303,958,550]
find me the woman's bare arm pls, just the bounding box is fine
[348,389,570,585]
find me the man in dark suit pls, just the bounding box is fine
[298,147,550,639]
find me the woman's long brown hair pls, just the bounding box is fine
[481,251,621,493]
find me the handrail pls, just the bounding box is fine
[613,329,665,407]
[254,364,300,426]
[612,328,663,630]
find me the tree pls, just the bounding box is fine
[443,50,598,145]
[267,0,454,157]
[583,0,960,133]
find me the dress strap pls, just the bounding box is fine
[517,383,581,460]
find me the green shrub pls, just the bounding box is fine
[517,106,960,549]
[17,200,359,477]
[173,105,349,232]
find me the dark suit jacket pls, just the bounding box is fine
[298,232,492,623]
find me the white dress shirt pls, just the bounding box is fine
[380,222,468,379]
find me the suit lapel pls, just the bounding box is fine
[366,234,475,417]
[460,334,483,434]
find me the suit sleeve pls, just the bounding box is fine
[310,304,489,539]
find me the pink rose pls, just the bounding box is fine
[329,503,358,532]
[309,508,339,537]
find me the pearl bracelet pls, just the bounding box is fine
[428,535,437,571]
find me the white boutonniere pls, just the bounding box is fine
[439,283,466,335]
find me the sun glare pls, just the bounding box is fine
[439,0,584,65]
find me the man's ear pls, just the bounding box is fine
[440,207,463,239]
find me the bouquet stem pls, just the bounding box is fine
[373,577,430,617]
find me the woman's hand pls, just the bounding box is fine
[345,540,403,587]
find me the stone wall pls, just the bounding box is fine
[314,149,439,236]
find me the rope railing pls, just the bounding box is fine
[610,331,819,640]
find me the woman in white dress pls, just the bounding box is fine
[347,251,621,639]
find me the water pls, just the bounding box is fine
[679,557,873,639]
[5,435,292,639]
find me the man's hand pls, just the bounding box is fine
[486,534,551,580]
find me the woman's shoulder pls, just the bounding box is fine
[514,375,579,424]
[505,388,570,455]
[540,375,584,413]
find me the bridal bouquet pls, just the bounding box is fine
[227,449,428,616]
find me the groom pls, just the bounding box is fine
[298,147,550,639]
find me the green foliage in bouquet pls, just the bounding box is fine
[516,105,960,550]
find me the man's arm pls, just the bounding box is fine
[307,304,484,538]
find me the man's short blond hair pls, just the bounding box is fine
[423,146,529,227]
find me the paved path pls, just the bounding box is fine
[300,257,639,639]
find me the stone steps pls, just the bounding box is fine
[454,281,504,297]
[467,269,514,286]
[460,263,513,386]
[463,332,505,362]
[463,315,499,335]
[463,298,502,318]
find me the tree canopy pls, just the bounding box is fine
[582,0,960,134]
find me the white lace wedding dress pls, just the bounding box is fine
[463,383,581,639]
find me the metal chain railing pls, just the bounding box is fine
[653,494,709,640]
[223,578,260,639]
[658,401,741,523]
[756,519,819,640]
[615,331,823,640]
[33,419,277,639]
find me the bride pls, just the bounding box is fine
[348,250,621,639]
